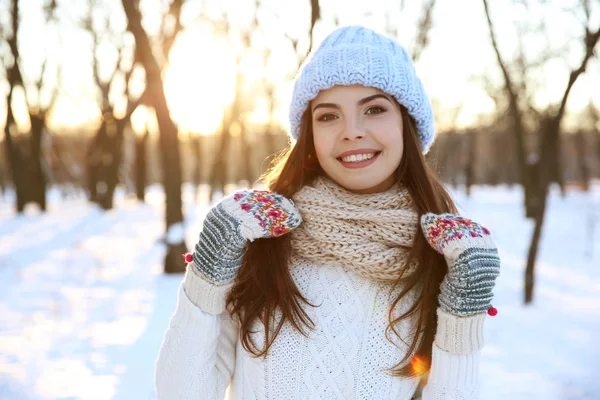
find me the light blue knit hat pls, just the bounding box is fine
[289,25,436,153]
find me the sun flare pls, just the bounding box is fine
[163,27,237,135]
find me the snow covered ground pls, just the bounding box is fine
[0,182,599,400]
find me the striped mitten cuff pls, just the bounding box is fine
[192,201,247,285]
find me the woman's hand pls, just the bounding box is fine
[191,190,302,285]
[420,213,500,317]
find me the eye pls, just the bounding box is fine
[365,106,387,115]
[316,113,338,122]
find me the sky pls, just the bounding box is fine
[1,0,599,136]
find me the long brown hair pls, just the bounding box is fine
[226,103,457,377]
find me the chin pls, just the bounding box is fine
[327,172,395,194]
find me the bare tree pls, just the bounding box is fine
[482,0,536,215]
[3,1,26,211]
[83,1,143,210]
[122,0,186,273]
[2,0,59,212]
[205,15,263,200]
[482,0,600,303]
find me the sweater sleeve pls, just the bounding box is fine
[155,264,238,400]
[420,308,486,400]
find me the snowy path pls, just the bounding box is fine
[0,183,599,399]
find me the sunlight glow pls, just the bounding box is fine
[130,105,153,135]
[163,26,237,135]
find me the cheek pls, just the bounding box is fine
[380,120,404,154]
[312,131,335,158]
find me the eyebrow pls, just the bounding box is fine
[311,94,392,113]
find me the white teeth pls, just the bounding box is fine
[341,153,376,163]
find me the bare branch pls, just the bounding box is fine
[84,0,135,112]
[307,0,320,54]
[582,0,591,22]
[283,31,305,75]
[482,0,525,133]
[555,25,600,121]
[160,0,184,61]
[482,0,532,205]
[411,0,436,62]
[7,0,23,88]
[81,8,104,91]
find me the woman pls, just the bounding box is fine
[155,25,500,400]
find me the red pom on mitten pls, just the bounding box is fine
[183,253,193,263]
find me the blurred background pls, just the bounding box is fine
[0,0,599,399]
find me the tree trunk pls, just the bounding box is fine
[209,125,230,203]
[101,117,123,210]
[0,157,6,196]
[29,114,47,211]
[86,119,104,204]
[192,135,202,203]
[135,130,148,202]
[239,124,255,186]
[524,160,542,217]
[122,0,185,274]
[86,115,122,210]
[575,130,591,190]
[597,133,600,177]
[264,89,278,163]
[482,0,537,218]
[5,0,27,213]
[551,132,566,196]
[524,182,548,303]
[4,124,26,212]
[465,129,476,196]
[524,118,558,304]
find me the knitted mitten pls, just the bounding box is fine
[420,213,500,317]
[192,190,302,285]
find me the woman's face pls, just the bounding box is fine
[310,85,404,194]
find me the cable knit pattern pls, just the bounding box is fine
[155,281,238,400]
[157,255,485,399]
[291,175,420,282]
[289,25,436,153]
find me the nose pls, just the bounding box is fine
[341,117,365,141]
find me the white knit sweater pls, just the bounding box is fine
[155,255,485,399]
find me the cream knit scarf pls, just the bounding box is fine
[290,176,420,282]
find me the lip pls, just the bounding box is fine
[337,151,381,169]
[336,148,381,158]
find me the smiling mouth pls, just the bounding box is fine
[336,151,382,169]
[337,151,381,163]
